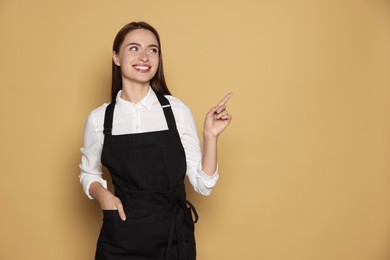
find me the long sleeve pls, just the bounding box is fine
[176,101,219,196]
[79,110,107,199]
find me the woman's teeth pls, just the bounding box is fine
[134,65,150,71]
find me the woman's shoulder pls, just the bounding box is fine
[164,95,189,110]
[163,94,194,117]
[90,102,110,116]
[85,102,110,128]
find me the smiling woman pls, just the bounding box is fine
[110,22,171,103]
[112,28,160,102]
[78,21,233,260]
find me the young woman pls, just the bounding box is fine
[79,21,232,260]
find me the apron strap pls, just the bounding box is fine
[165,200,199,260]
[155,93,178,131]
[103,101,115,136]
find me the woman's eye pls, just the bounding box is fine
[129,46,138,51]
[150,48,159,54]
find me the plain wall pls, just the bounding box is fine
[0,0,389,259]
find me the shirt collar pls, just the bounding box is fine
[116,87,156,111]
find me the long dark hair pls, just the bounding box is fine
[111,21,171,101]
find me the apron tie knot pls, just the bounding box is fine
[165,199,198,260]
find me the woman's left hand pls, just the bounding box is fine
[203,93,233,138]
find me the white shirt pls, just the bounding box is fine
[79,87,219,199]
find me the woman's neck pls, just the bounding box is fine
[120,83,150,104]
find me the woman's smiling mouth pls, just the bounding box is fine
[133,64,151,72]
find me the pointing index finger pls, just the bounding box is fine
[218,92,233,106]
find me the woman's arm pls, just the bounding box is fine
[201,93,233,175]
[79,110,127,221]
[79,111,108,198]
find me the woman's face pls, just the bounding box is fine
[113,29,160,87]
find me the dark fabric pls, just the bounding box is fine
[95,93,197,260]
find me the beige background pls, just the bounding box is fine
[0,0,389,259]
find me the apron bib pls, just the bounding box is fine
[95,93,198,260]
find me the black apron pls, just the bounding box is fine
[95,93,198,260]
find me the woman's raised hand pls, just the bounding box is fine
[203,93,233,138]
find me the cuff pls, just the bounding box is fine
[197,164,219,189]
[81,175,108,200]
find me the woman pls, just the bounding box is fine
[79,21,232,260]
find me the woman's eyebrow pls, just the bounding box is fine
[126,42,159,48]
[126,42,141,47]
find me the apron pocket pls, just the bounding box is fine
[100,210,119,243]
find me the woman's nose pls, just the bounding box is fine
[138,50,149,62]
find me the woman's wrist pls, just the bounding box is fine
[203,129,218,140]
[89,182,109,202]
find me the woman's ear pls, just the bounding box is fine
[112,51,120,66]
